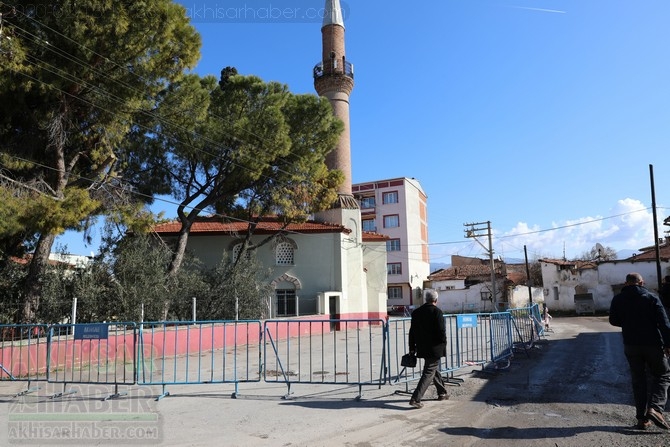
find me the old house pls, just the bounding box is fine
[426,256,543,314]
[540,237,670,312]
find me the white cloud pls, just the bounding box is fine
[495,198,655,260]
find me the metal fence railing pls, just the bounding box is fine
[0,324,49,396]
[263,319,387,399]
[137,321,263,399]
[0,305,542,400]
[47,323,136,399]
[508,304,543,356]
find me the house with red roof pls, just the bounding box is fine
[152,216,388,320]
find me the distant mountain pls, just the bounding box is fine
[430,262,450,273]
[616,249,638,260]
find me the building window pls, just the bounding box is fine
[383,215,399,228]
[276,289,297,316]
[362,218,376,232]
[386,239,401,251]
[360,196,375,209]
[388,286,403,299]
[387,263,402,275]
[275,241,294,265]
[382,191,398,204]
[232,243,253,262]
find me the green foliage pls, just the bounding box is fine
[0,257,27,323]
[0,0,201,318]
[143,68,344,277]
[203,252,273,320]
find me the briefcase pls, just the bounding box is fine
[401,353,417,368]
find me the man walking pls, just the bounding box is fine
[408,289,448,408]
[609,272,670,430]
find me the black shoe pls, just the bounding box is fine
[409,399,423,409]
[437,394,449,401]
[646,407,670,430]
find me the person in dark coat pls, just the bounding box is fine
[407,289,448,408]
[660,275,670,313]
[610,272,670,430]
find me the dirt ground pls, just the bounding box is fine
[2,316,670,446]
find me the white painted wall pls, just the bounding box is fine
[175,222,388,318]
[540,259,670,312]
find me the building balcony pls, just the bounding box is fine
[313,60,354,80]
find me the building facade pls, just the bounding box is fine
[153,217,388,319]
[352,177,430,309]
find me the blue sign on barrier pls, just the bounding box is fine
[456,314,478,329]
[74,324,109,340]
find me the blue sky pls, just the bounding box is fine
[57,0,670,265]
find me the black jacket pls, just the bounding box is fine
[660,283,670,309]
[609,284,670,347]
[408,303,447,358]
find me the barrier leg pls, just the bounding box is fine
[155,384,170,401]
[14,379,40,398]
[49,383,77,399]
[103,384,128,401]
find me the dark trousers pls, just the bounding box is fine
[623,344,670,419]
[411,356,447,402]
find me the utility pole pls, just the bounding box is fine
[650,164,663,293]
[524,245,532,306]
[464,221,497,310]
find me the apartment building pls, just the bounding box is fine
[352,177,430,308]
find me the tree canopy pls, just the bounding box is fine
[0,0,201,321]
[138,68,344,283]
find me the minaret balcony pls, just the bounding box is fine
[313,60,354,80]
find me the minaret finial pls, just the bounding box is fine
[323,0,345,28]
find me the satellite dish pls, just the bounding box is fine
[595,243,605,259]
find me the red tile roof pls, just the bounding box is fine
[428,264,502,281]
[152,216,352,236]
[625,240,670,262]
[539,259,598,269]
[361,232,389,242]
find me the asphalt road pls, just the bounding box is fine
[2,316,670,446]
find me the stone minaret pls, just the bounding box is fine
[314,0,357,209]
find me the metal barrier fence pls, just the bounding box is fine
[386,311,516,394]
[263,319,386,399]
[47,323,136,399]
[489,312,514,368]
[137,321,263,399]
[0,324,49,396]
[0,305,540,400]
[508,304,542,356]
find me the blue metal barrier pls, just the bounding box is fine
[47,323,136,399]
[488,312,514,367]
[508,304,542,356]
[0,324,49,396]
[263,319,386,399]
[0,309,538,400]
[388,311,517,393]
[136,320,262,400]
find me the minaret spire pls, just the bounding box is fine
[314,0,357,209]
